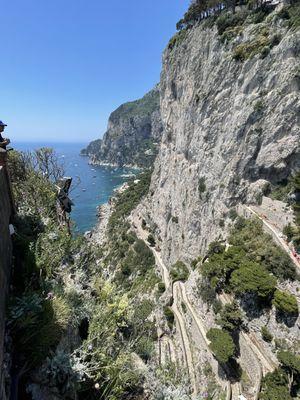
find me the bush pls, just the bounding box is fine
[273,290,298,316]
[217,301,243,332]
[261,326,273,342]
[228,209,238,221]
[230,261,276,301]
[259,368,292,400]
[207,328,235,364]
[229,218,296,281]
[216,11,248,35]
[170,261,189,282]
[147,233,156,247]
[203,246,246,291]
[134,337,155,362]
[198,177,206,197]
[283,223,296,242]
[158,282,166,294]
[164,306,175,330]
[277,351,300,377]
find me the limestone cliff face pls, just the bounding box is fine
[139,15,300,265]
[82,86,163,168]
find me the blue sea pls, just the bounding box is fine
[14,142,136,233]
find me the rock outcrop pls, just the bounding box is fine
[138,13,300,265]
[82,86,163,168]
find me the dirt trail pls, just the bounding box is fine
[131,213,254,399]
[172,282,198,395]
[220,293,275,373]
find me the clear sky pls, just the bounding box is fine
[1,0,190,143]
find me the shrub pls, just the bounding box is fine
[203,246,246,291]
[207,241,226,256]
[261,326,273,342]
[164,306,175,330]
[259,368,292,400]
[230,261,276,301]
[198,177,206,196]
[158,282,166,294]
[147,233,156,247]
[229,218,296,281]
[277,351,300,377]
[207,328,235,364]
[228,209,238,221]
[134,337,155,362]
[217,301,243,332]
[216,11,248,35]
[273,290,298,316]
[283,223,296,242]
[171,216,179,223]
[170,261,189,282]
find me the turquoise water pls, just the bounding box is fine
[14,142,136,232]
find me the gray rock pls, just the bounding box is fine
[139,19,300,266]
[82,86,163,168]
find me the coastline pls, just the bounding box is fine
[90,182,129,244]
[81,152,143,170]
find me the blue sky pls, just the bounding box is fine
[1,0,189,143]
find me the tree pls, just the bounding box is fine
[230,261,276,301]
[217,301,243,332]
[170,261,189,282]
[259,368,292,400]
[273,290,298,316]
[207,328,235,364]
[278,351,300,387]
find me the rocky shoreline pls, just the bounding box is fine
[90,182,129,244]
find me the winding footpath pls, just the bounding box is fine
[131,214,234,399]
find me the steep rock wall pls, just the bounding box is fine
[139,15,300,265]
[82,86,163,168]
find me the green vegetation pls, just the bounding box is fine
[108,169,152,236]
[170,261,190,282]
[147,233,156,247]
[260,351,300,399]
[216,10,248,35]
[261,326,273,343]
[233,32,280,61]
[229,218,296,281]
[164,306,175,329]
[158,282,166,294]
[198,176,206,198]
[230,261,276,301]
[168,29,188,51]
[109,88,159,124]
[273,290,299,316]
[207,328,236,364]
[259,368,292,400]
[277,2,300,31]
[7,149,162,398]
[217,301,243,332]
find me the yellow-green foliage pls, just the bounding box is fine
[8,149,61,218]
[233,34,270,61]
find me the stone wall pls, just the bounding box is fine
[0,149,14,400]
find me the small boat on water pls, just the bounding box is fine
[82,188,87,192]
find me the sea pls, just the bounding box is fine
[13,142,137,233]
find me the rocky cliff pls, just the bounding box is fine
[137,8,300,265]
[82,86,163,168]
